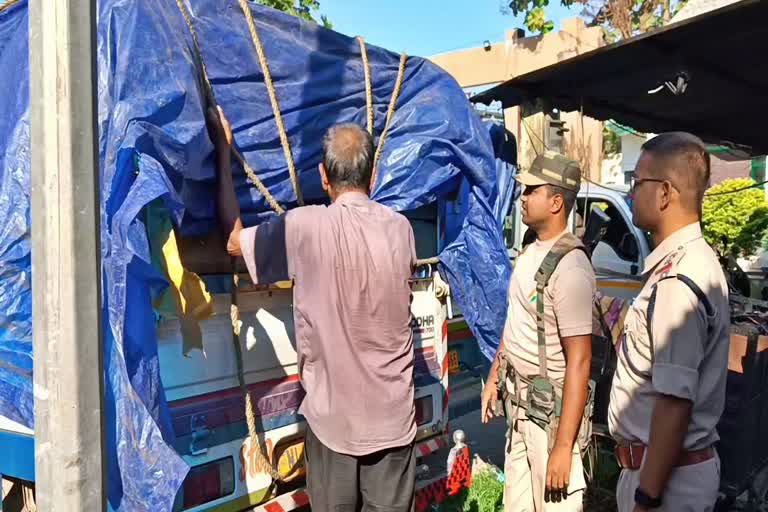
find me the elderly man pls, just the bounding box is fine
[207,108,417,512]
[610,132,729,512]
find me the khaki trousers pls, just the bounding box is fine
[616,454,720,512]
[504,420,586,512]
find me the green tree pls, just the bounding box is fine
[501,0,687,39]
[256,0,331,28]
[602,125,621,155]
[702,178,768,258]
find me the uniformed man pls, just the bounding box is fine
[609,132,730,512]
[481,153,596,512]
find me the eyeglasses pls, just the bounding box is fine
[629,173,674,193]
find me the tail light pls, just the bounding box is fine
[181,457,235,510]
[415,396,434,427]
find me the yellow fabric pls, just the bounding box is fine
[148,203,213,356]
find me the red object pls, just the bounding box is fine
[416,477,448,512]
[254,489,310,512]
[446,447,472,496]
[416,435,448,457]
[415,446,472,512]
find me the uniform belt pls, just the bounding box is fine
[614,444,715,470]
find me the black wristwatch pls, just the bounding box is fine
[635,487,662,509]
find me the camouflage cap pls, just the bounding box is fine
[515,152,582,192]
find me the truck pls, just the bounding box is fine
[1,1,507,510]
[1,230,455,512]
[159,232,454,512]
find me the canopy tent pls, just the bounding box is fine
[472,0,768,155]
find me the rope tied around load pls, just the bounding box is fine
[356,36,374,135]
[0,0,20,13]
[236,0,304,206]
[371,52,407,189]
[173,1,420,483]
[175,0,282,483]
[174,0,285,216]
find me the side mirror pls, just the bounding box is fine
[619,233,639,262]
[582,205,610,254]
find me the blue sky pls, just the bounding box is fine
[318,1,581,58]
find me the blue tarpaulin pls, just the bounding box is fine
[0,1,511,509]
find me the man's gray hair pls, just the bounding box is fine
[322,123,375,190]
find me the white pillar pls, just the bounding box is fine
[28,0,106,509]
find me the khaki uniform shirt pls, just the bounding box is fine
[609,223,730,450]
[503,229,596,408]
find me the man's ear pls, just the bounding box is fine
[550,192,564,214]
[660,180,673,210]
[319,163,329,191]
[369,166,377,193]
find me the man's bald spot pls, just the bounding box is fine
[641,132,711,208]
[328,124,366,159]
[321,123,374,189]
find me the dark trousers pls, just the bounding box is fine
[304,426,415,512]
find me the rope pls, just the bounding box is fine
[175,0,282,484]
[174,0,284,215]
[174,0,215,106]
[521,117,543,159]
[356,36,374,135]
[230,270,282,481]
[371,53,407,189]
[0,0,20,13]
[236,0,304,206]
[233,150,285,214]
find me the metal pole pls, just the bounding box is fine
[29,0,105,509]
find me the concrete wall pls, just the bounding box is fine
[562,110,603,182]
[430,18,603,87]
[430,18,606,181]
[601,132,650,185]
[601,153,624,185]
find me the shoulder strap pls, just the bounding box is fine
[534,233,591,378]
[625,273,715,380]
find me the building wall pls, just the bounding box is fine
[709,156,751,186]
[429,18,605,181]
[430,19,603,88]
[562,110,603,183]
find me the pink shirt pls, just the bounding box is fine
[240,192,417,455]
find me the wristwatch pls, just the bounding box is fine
[635,487,662,509]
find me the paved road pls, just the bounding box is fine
[450,410,507,470]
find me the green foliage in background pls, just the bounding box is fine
[439,470,504,512]
[602,126,621,155]
[702,178,768,258]
[256,0,331,28]
[501,0,688,39]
